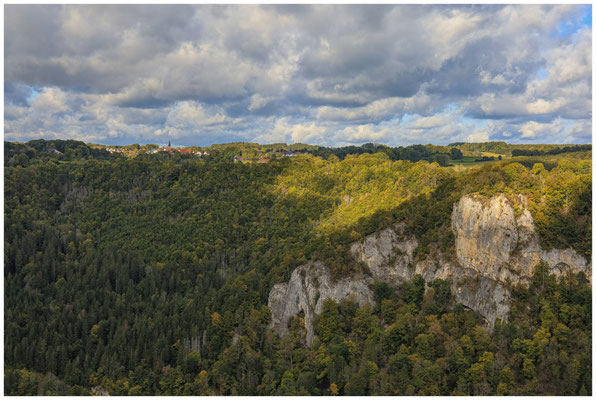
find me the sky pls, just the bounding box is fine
[4,4,593,147]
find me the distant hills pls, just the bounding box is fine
[5,139,591,168]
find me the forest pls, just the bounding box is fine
[4,139,592,395]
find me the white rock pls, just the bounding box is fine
[268,193,590,342]
[268,261,375,345]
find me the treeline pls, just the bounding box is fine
[512,144,592,157]
[312,143,462,166]
[449,141,591,156]
[158,141,461,166]
[474,156,497,162]
[5,139,120,167]
[208,141,318,153]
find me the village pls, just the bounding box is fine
[91,142,305,163]
[92,142,209,158]
[232,150,300,164]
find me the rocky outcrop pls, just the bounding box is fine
[268,193,590,343]
[268,261,375,345]
[452,195,521,281]
[91,386,110,396]
[452,194,590,282]
[349,223,418,283]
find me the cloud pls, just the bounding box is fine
[31,87,72,113]
[515,118,590,143]
[315,93,433,123]
[335,124,392,144]
[519,120,556,139]
[248,94,273,112]
[467,131,490,143]
[253,118,329,144]
[166,101,227,127]
[4,5,592,146]
[410,114,451,129]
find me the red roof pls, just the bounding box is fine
[179,148,191,154]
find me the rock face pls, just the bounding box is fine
[452,195,520,280]
[268,261,375,345]
[268,194,590,343]
[350,223,418,283]
[452,194,590,282]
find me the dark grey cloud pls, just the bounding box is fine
[4,4,592,146]
[4,82,33,106]
[428,37,535,97]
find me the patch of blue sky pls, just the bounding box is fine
[26,87,38,103]
[534,66,548,81]
[580,5,592,28]
[552,5,592,39]
[400,113,413,124]
[460,116,487,129]
[444,103,459,113]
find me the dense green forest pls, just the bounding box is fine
[511,145,592,157]
[448,141,591,156]
[4,139,592,395]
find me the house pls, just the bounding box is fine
[257,158,270,163]
[179,148,192,154]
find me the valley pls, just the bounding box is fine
[4,139,592,395]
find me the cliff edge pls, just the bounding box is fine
[268,194,590,344]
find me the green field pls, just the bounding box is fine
[449,155,501,167]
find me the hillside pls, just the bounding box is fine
[4,139,592,395]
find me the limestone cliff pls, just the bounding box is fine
[268,193,590,343]
[451,194,589,282]
[268,261,374,345]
